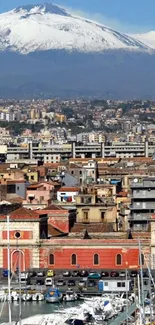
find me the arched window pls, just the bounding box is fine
[71,254,77,265]
[139,253,144,266]
[49,254,54,265]
[116,254,122,265]
[94,254,99,265]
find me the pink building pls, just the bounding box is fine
[23,182,55,209]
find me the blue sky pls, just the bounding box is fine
[0,0,155,33]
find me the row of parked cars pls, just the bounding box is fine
[3,269,144,279]
[62,270,140,278]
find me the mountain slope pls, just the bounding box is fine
[131,31,155,50]
[0,3,155,99]
[0,3,151,54]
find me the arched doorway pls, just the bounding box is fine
[11,250,25,272]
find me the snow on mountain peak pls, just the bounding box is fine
[14,3,70,17]
[0,3,152,54]
[131,31,155,50]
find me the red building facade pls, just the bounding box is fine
[39,239,149,270]
[0,207,150,271]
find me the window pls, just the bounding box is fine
[14,231,21,239]
[79,171,82,175]
[117,282,121,288]
[81,197,84,203]
[31,175,34,180]
[116,254,122,265]
[139,253,144,266]
[94,254,99,265]
[71,254,77,265]
[17,186,19,190]
[83,210,89,221]
[105,282,108,286]
[117,282,125,288]
[101,211,105,221]
[49,254,54,265]
[86,197,92,204]
[71,171,74,175]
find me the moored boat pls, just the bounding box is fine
[32,293,44,301]
[22,293,32,301]
[45,287,62,303]
[63,289,78,302]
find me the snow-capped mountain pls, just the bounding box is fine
[0,3,151,54]
[0,3,155,99]
[131,31,155,50]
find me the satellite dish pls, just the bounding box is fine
[134,178,138,183]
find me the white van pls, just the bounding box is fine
[45,277,53,286]
[20,272,29,284]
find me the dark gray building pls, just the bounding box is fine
[130,177,155,231]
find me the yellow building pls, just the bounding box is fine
[75,187,117,228]
[55,114,66,123]
[22,166,39,183]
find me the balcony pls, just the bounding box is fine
[129,214,151,221]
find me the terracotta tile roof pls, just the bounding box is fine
[6,180,26,184]
[6,194,24,204]
[41,238,150,246]
[9,207,39,219]
[48,224,66,237]
[117,191,128,197]
[44,163,60,168]
[27,183,43,189]
[69,158,119,162]
[71,222,114,233]
[43,204,66,211]
[58,187,80,192]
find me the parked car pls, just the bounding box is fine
[45,277,53,286]
[80,270,89,277]
[37,271,45,277]
[119,271,128,277]
[63,271,71,277]
[20,272,29,284]
[68,280,76,287]
[78,280,87,287]
[56,279,66,286]
[110,271,119,277]
[29,271,36,278]
[36,278,44,285]
[72,270,81,277]
[88,280,96,287]
[88,272,101,279]
[130,270,138,277]
[3,269,12,277]
[47,269,55,277]
[143,271,148,278]
[101,271,109,278]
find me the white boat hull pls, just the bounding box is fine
[45,295,62,303]
[32,294,44,301]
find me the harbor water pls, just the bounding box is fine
[0,301,81,323]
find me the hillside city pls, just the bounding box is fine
[0,97,154,276]
[1,2,155,324]
[0,98,155,145]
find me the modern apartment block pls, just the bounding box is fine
[130,177,155,231]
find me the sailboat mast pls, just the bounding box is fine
[19,249,22,325]
[7,214,11,325]
[138,238,145,325]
